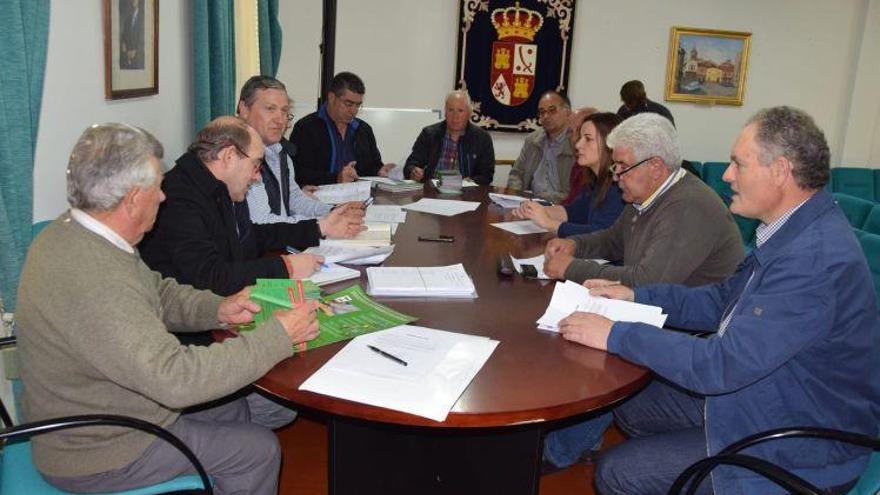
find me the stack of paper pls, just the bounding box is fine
[366,263,477,298]
[430,178,480,188]
[374,178,423,193]
[305,263,361,286]
[364,204,407,224]
[490,220,548,235]
[304,245,395,265]
[401,198,481,216]
[313,181,372,204]
[488,192,530,208]
[299,325,499,421]
[537,281,667,332]
[321,222,392,247]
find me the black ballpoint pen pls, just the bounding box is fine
[367,345,408,366]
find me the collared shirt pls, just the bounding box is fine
[247,143,332,224]
[632,167,687,214]
[69,208,134,254]
[435,133,460,175]
[531,130,567,196]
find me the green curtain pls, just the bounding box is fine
[257,0,282,77]
[0,0,50,310]
[192,0,236,133]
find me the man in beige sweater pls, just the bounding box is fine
[17,123,318,494]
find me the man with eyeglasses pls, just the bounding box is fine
[289,71,395,185]
[141,116,363,298]
[539,112,744,475]
[507,90,576,203]
[237,75,365,226]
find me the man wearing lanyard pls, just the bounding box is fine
[562,106,879,494]
[289,71,395,185]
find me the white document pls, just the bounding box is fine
[313,181,372,204]
[366,263,477,298]
[537,281,668,332]
[305,263,361,286]
[488,192,530,208]
[430,178,479,188]
[304,245,394,264]
[509,253,551,280]
[401,198,481,217]
[358,176,398,185]
[365,204,408,224]
[490,220,548,235]
[299,325,499,422]
[320,222,392,247]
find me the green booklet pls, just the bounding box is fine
[245,281,417,353]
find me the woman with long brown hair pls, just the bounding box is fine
[513,112,625,237]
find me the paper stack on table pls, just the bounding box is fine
[320,222,392,247]
[305,263,361,286]
[366,263,477,298]
[490,220,548,235]
[537,280,667,332]
[299,325,499,422]
[401,198,481,216]
[304,245,395,265]
[364,204,407,224]
[430,178,479,188]
[313,181,372,204]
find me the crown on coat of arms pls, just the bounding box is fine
[491,2,544,42]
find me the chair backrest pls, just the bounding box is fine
[857,232,880,309]
[874,169,880,202]
[834,193,875,229]
[700,162,732,202]
[862,205,880,235]
[832,168,876,201]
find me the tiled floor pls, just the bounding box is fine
[277,415,624,495]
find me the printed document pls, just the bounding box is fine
[491,220,548,235]
[401,198,480,217]
[365,204,408,224]
[313,181,372,204]
[305,245,395,265]
[366,263,477,298]
[299,325,499,421]
[537,281,667,332]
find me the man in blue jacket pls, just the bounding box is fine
[557,106,879,494]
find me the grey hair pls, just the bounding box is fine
[238,75,288,108]
[445,90,473,112]
[746,106,829,189]
[606,113,681,171]
[67,123,163,211]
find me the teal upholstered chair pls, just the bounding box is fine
[700,162,732,202]
[874,169,880,202]
[862,205,880,235]
[31,221,51,240]
[0,337,212,494]
[832,168,875,201]
[834,193,874,229]
[857,232,880,309]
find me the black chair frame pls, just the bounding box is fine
[668,427,880,495]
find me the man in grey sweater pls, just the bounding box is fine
[540,113,744,473]
[17,123,318,494]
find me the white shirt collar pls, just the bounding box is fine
[69,209,134,253]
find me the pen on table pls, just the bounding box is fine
[362,196,374,209]
[285,245,329,269]
[367,344,408,366]
[418,235,454,243]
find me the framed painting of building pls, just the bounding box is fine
[103,0,159,100]
[664,26,751,106]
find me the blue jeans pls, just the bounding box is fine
[543,412,613,468]
[594,380,711,495]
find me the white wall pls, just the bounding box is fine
[32,0,193,222]
[278,0,879,166]
[841,0,880,167]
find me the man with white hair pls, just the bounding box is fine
[544,113,743,286]
[540,113,743,473]
[17,123,320,494]
[403,90,495,184]
[566,106,879,494]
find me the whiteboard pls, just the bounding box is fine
[291,103,442,175]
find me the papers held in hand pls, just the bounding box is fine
[537,281,668,332]
[303,245,395,265]
[299,325,499,422]
[366,263,477,298]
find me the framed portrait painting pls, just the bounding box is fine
[103,0,159,99]
[664,26,751,106]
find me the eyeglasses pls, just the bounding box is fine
[339,98,363,110]
[286,113,294,123]
[610,156,655,178]
[234,149,263,173]
[537,106,559,118]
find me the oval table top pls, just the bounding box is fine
[257,184,650,428]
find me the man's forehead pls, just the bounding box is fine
[539,94,563,108]
[254,88,289,105]
[338,89,363,101]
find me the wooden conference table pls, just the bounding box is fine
[256,184,650,495]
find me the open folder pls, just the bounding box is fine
[299,325,499,422]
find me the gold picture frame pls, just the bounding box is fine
[664,26,751,106]
[103,0,159,100]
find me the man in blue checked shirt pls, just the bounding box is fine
[558,106,879,495]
